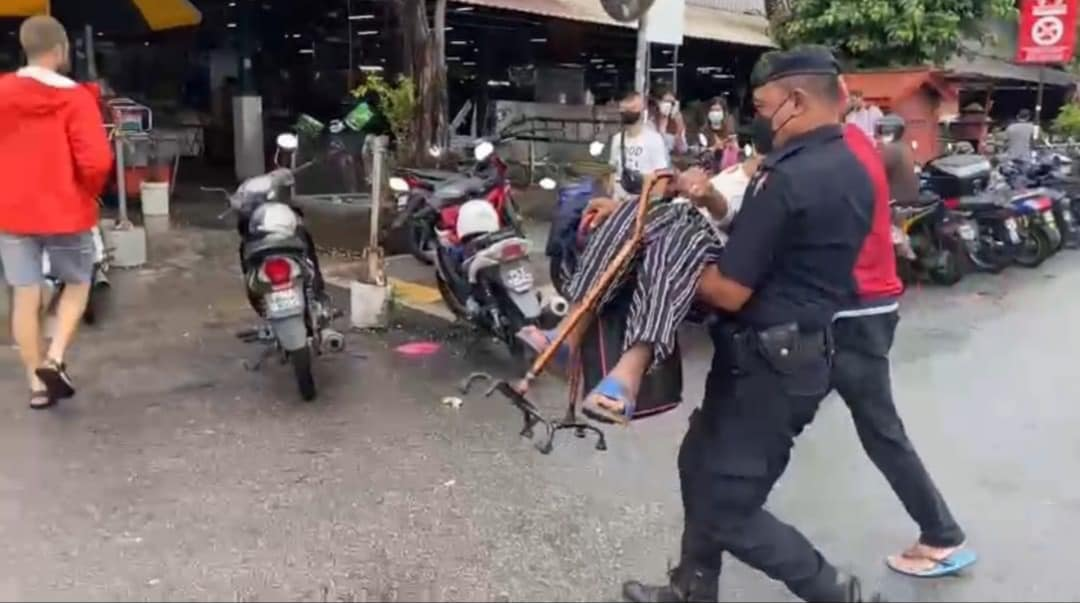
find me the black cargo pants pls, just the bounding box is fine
[677,326,844,603]
[831,310,965,548]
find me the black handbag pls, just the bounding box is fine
[619,131,644,196]
[578,281,683,419]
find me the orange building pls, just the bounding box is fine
[844,69,960,164]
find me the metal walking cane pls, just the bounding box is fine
[462,171,675,454]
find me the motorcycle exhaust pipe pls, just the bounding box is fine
[546,295,570,318]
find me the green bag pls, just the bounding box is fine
[344,101,374,132]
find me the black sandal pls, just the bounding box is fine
[35,359,75,400]
[30,390,56,410]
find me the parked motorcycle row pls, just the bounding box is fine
[894,146,1080,286]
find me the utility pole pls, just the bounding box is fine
[634,13,649,95]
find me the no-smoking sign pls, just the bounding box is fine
[1017,0,1078,63]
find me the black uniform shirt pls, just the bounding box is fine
[716,124,875,331]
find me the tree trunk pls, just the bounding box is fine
[395,0,448,164]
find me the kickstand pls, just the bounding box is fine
[460,373,606,454]
[243,345,276,372]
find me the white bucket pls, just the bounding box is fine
[140,182,170,217]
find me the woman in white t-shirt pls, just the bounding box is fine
[517,150,764,424]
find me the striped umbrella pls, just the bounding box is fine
[0,0,202,32]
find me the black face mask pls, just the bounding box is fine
[620,111,642,126]
[750,95,796,155]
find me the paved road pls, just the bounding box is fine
[2,225,1080,601]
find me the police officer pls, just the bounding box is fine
[623,47,884,603]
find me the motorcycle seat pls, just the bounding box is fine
[242,235,307,263]
[434,176,488,202]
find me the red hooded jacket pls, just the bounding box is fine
[842,124,904,306]
[0,67,113,235]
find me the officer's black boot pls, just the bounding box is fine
[622,565,719,603]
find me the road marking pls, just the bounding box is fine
[390,278,444,305]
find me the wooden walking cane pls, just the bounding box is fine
[460,170,676,454]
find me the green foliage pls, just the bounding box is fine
[778,0,1016,68]
[1053,103,1080,138]
[352,74,417,145]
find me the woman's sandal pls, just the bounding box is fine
[580,375,636,425]
[35,359,75,400]
[29,390,56,410]
[885,545,977,578]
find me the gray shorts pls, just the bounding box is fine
[0,232,94,287]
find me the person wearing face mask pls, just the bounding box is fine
[608,90,672,201]
[623,46,887,603]
[0,16,112,411]
[701,97,740,171]
[875,114,919,205]
[652,88,688,154]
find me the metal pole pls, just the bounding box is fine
[84,25,97,80]
[114,133,128,225]
[634,14,649,95]
[369,137,385,250]
[1035,67,1046,139]
[346,0,354,90]
[672,45,679,96]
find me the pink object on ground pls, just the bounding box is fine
[395,341,442,357]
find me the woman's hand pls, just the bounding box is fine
[585,196,619,229]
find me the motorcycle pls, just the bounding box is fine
[542,140,608,296]
[921,153,1021,273]
[393,141,557,355]
[1000,151,1080,250]
[1006,190,1060,268]
[205,133,345,401]
[391,142,522,266]
[43,221,110,325]
[890,192,971,285]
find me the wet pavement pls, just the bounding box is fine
[2,222,1080,601]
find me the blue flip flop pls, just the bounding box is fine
[886,547,978,578]
[515,327,571,369]
[580,375,636,425]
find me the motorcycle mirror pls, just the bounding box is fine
[276,133,299,152]
[588,140,606,157]
[538,177,557,190]
[429,145,443,158]
[474,141,495,161]
[698,133,708,147]
[389,177,410,193]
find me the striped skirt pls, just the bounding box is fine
[564,200,723,365]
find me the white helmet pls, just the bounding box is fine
[250,202,300,238]
[456,199,500,240]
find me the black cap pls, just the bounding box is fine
[750,45,841,88]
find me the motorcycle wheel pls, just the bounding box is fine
[1014,226,1052,268]
[896,257,918,284]
[291,346,317,402]
[929,244,965,286]
[435,272,469,318]
[408,221,435,265]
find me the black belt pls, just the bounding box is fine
[714,322,831,374]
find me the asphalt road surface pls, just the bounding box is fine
[1,226,1079,601]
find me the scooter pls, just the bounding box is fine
[205,133,345,401]
[391,142,523,265]
[890,192,971,285]
[1007,191,1060,268]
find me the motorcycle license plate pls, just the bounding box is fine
[500,262,534,293]
[958,224,977,241]
[1004,218,1021,243]
[265,287,304,318]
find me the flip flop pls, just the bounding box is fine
[35,359,75,400]
[580,375,635,425]
[886,547,978,578]
[29,390,56,410]
[515,326,571,369]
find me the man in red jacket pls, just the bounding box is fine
[837,122,973,577]
[0,16,112,409]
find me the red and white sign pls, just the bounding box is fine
[1017,0,1079,64]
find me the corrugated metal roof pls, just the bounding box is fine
[455,0,775,47]
[945,55,1075,87]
